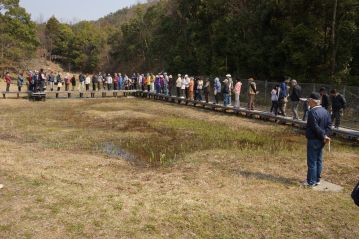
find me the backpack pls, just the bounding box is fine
[352,181,359,207]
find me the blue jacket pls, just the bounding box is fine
[306,106,332,141]
[280,82,287,98]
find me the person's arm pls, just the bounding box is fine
[307,111,326,141]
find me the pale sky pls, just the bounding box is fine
[20,0,146,23]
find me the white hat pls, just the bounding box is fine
[226,74,231,78]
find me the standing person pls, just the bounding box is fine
[64,73,71,91]
[85,74,91,91]
[234,78,242,110]
[270,85,280,115]
[123,74,129,96]
[164,73,169,96]
[4,72,12,92]
[70,75,76,91]
[278,78,288,116]
[146,73,151,92]
[108,74,113,90]
[91,74,97,98]
[247,78,257,110]
[118,73,123,90]
[176,74,182,97]
[319,88,330,110]
[290,79,302,120]
[160,75,165,93]
[330,89,346,129]
[55,73,62,91]
[223,79,230,107]
[39,69,47,92]
[189,77,194,100]
[79,73,85,92]
[197,77,204,101]
[155,75,161,94]
[184,75,190,99]
[131,73,137,90]
[305,92,331,187]
[97,73,102,91]
[204,78,210,103]
[148,73,153,92]
[27,71,33,92]
[17,72,24,92]
[226,74,233,105]
[48,72,55,91]
[113,73,119,90]
[57,75,63,91]
[168,74,173,96]
[214,77,221,104]
[302,98,310,121]
[194,78,199,100]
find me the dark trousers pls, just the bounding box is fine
[185,88,189,99]
[205,91,209,103]
[147,85,151,92]
[86,84,90,91]
[6,84,10,92]
[332,110,342,128]
[215,94,220,104]
[271,101,279,115]
[18,86,22,92]
[92,83,96,91]
[177,87,181,97]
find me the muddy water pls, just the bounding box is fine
[102,142,137,162]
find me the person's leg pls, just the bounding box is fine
[293,101,299,119]
[273,101,278,116]
[6,84,10,92]
[235,93,239,109]
[316,145,324,184]
[307,140,317,186]
[336,110,341,128]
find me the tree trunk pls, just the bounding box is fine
[330,0,338,79]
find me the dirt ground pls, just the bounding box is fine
[0,98,358,239]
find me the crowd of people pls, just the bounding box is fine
[3,70,348,128]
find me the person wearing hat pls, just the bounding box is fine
[214,77,221,104]
[305,92,331,187]
[176,74,182,97]
[234,77,242,110]
[330,89,346,129]
[223,79,230,107]
[319,87,330,110]
[247,78,257,110]
[226,74,233,105]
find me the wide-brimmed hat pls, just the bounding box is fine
[226,74,231,78]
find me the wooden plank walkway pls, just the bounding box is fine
[140,92,359,140]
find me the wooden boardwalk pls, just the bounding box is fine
[141,92,359,141]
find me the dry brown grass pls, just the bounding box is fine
[0,98,358,239]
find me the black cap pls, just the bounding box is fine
[309,92,321,100]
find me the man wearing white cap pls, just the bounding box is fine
[226,74,233,105]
